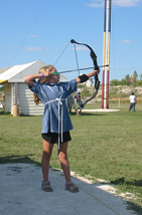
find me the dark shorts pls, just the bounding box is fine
[41,131,71,144]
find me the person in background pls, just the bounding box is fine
[23,65,100,193]
[74,91,83,115]
[66,94,75,113]
[129,92,137,112]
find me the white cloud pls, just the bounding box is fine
[112,0,141,7]
[28,35,38,37]
[121,40,131,43]
[25,47,42,51]
[85,0,104,8]
[85,0,141,8]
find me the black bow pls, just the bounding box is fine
[70,39,100,107]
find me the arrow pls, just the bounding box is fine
[59,65,109,74]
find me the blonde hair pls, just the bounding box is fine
[33,65,55,105]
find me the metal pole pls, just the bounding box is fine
[102,0,111,108]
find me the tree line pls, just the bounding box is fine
[110,70,142,86]
[0,86,4,91]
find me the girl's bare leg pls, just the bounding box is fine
[58,142,79,192]
[42,139,54,182]
[58,142,71,183]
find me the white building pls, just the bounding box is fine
[0,60,68,115]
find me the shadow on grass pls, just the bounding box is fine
[0,112,40,117]
[126,201,142,215]
[0,111,12,116]
[110,177,142,215]
[111,177,142,187]
[0,155,41,167]
[81,113,106,116]
[0,111,5,115]
[70,112,106,116]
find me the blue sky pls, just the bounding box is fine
[0,0,142,82]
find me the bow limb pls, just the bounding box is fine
[80,90,98,108]
[70,39,100,108]
[70,39,99,70]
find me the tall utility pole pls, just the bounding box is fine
[101,0,111,109]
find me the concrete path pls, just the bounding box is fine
[82,108,120,112]
[0,163,136,215]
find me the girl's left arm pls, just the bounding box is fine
[76,69,100,84]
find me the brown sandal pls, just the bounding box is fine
[65,182,79,193]
[42,181,53,192]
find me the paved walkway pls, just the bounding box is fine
[0,163,136,215]
[82,108,120,112]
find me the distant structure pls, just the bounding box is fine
[130,75,134,83]
[101,0,112,109]
[86,78,93,87]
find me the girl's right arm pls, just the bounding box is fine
[23,74,43,88]
[23,71,52,87]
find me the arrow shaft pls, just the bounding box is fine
[59,65,108,74]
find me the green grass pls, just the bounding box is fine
[0,102,142,214]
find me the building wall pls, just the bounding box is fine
[18,83,44,115]
[4,82,12,113]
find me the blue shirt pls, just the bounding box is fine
[29,79,77,134]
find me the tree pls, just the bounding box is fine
[0,85,4,91]
[136,80,142,86]
[133,70,138,85]
[110,79,120,86]
[139,73,142,80]
[120,78,126,85]
[125,74,130,86]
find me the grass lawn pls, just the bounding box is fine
[0,102,142,214]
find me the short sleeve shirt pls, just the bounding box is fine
[129,95,136,103]
[29,79,77,134]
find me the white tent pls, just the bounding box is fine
[0,60,68,115]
